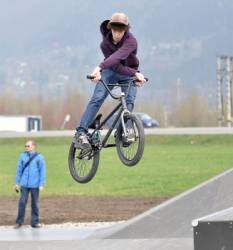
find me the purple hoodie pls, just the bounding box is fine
[99,20,139,76]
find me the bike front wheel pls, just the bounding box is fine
[68,143,100,183]
[115,113,144,166]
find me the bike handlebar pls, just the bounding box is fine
[86,75,95,80]
[86,75,148,100]
[86,75,148,82]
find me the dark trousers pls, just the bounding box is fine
[16,187,39,225]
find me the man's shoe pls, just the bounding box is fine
[31,223,42,228]
[14,224,22,229]
[73,132,91,150]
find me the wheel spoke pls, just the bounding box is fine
[120,118,140,160]
[74,149,92,177]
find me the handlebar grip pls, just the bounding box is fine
[86,75,95,80]
[134,77,149,83]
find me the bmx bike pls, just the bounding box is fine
[68,75,148,183]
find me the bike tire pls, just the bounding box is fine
[68,143,100,183]
[115,113,144,166]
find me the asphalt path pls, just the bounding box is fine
[1,127,233,138]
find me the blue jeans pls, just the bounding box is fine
[76,69,137,134]
[16,187,39,225]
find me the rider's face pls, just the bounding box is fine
[111,28,125,44]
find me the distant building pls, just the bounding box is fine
[0,115,42,132]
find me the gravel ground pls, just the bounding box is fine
[0,196,169,226]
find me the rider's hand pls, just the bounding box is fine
[135,72,146,86]
[91,66,101,82]
[39,186,44,191]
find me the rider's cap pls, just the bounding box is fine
[108,12,129,27]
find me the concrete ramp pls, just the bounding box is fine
[92,168,233,240]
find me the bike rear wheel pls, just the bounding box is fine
[115,113,144,166]
[68,143,100,183]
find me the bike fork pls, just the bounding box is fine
[120,95,130,138]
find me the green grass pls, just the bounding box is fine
[1,135,233,197]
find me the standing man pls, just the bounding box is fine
[14,140,46,228]
[73,12,146,149]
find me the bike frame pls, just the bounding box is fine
[89,78,135,149]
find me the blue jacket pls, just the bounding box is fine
[16,151,46,188]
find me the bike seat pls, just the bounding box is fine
[88,113,102,129]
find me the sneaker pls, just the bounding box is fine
[73,132,91,150]
[31,223,42,228]
[14,224,22,229]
